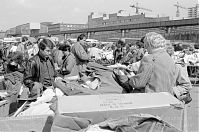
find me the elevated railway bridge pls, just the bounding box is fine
[34,18,199,42]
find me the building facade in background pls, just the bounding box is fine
[6,23,49,37]
[0,31,6,39]
[48,23,87,33]
[88,12,169,28]
[188,4,199,18]
[86,12,170,41]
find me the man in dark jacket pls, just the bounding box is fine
[24,38,56,96]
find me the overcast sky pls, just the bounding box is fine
[0,0,197,31]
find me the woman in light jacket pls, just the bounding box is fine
[59,44,78,79]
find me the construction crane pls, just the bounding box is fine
[130,3,152,14]
[174,2,187,17]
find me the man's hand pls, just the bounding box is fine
[113,69,128,83]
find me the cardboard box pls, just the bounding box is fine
[57,92,185,131]
[0,115,54,132]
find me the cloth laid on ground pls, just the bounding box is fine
[50,113,182,132]
[51,114,92,132]
[55,62,123,95]
[86,62,123,94]
[97,114,181,132]
[55,79,100,96]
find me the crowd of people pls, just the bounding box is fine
[0,32,195,117]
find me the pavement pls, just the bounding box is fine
[187,85,199,132]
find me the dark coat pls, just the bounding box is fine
[23,51,56,88]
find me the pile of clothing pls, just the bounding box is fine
[51,114,181,132]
